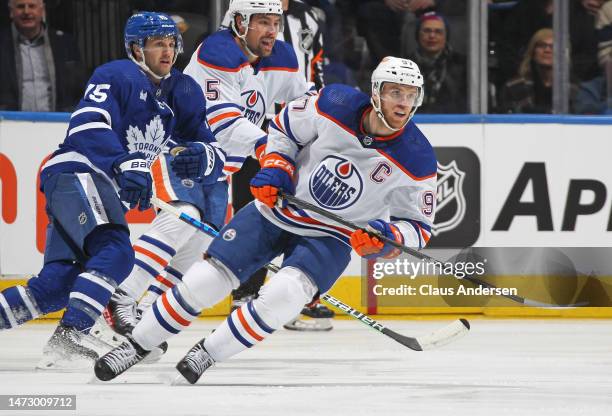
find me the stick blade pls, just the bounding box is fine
[383,319,470,351]
[416,319,470,351]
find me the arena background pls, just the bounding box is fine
[2,112,611,319]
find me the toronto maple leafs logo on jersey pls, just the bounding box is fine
[309,156,363,210]
[240,89,266,126]
[125,115,170,167]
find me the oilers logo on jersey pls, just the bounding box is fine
[125,115,170,167]
[309,156,363,210]
[241,89,266,125]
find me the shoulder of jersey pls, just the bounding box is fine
[259,39,299,71]
[197,29,249,72]
[315,84,370,133]
[92,59,143,83]
[383,121,437,180]
[169,69,203,97]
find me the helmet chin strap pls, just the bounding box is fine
[130,46,173,81]
[370,95,410,132]
[232,18,260,59]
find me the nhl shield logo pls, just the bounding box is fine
[309,156,363,210]
[432,160,466,236]
[298,28,314,53]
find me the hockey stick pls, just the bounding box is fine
[279,192,588,308]
[151,196,470,351]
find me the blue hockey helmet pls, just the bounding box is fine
[124,12,183,78]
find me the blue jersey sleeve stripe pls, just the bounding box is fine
[211,116,240,135]
[282,107,300,145]
[208,103,244,114]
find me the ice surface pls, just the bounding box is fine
[1,319,611,416]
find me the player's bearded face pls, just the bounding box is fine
[245,14,281,57]
[142,36,176,77]
[379,83,418,129]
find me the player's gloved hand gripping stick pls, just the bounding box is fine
[278,192,588,308]
[113,152,153,211]
[150,196,470,351]
[169,142,224,185]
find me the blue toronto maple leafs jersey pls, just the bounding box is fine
[40,59,215,187]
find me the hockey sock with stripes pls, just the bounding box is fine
[139,230,212,308]
[204,267,316,362]
[120,206,200,300]
[132,258,238,350]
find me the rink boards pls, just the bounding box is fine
[1,112,611,318]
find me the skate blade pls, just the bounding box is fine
[283,318,333,332]
[142,346,165,364]
[168,372,192,386]
[36,354,95,372]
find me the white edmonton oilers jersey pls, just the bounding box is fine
[183,29,312,175]
[259,84,437,249]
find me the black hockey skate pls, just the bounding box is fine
[94,335,150,381]
[105,289,139,336]
[283,301,335,331]
[38,323,99,369]
[175,338,215,384]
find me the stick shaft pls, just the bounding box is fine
[150,196,459,350]
[279,193,585,308]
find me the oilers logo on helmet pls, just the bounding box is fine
[309,156,363,210]
[240,89,266,125]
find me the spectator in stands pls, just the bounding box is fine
[496,0,600,87]
[408,11,467,113]
[0,0,84,112]
[596,0,612,67]
[499,28,576,113]
[572,1,612,114]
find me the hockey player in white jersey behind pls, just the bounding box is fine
[0,12,222,366]
[104,0,314,338]
[94,56,437,383]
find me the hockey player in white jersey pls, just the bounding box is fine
[105,0,314,336]
[94,56,436,383]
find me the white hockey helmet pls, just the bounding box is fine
[228,0,284,37]
[371,56,424,131]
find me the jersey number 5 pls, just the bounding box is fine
[85,84,111,103]
[205,79,220,100]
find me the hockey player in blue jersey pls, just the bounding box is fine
[94,56,437,382]
[0,12,222,365]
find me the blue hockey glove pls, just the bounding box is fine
[350,219,404,259]
[113,152,152,211]
[170,142,223,185]
[250,153,295,208]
